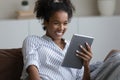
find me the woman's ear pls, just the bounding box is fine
[43,20,48,27]
[43,20,48,30]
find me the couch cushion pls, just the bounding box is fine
[0,48,23,80]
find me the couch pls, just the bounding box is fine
[0,48,23,80]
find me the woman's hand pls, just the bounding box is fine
[76,42,92,80]
[76,42,92,67]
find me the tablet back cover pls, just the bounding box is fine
[62,34,94,69]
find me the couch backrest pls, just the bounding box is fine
[0,48,23,80]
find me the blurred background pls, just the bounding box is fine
[0,0,120,19]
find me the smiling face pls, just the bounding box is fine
[45,10,68,41]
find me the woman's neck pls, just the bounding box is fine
[54,39,65,50]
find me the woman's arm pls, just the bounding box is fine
[76,42,92,80]
[27,65,41,80]
[82,63,91,80]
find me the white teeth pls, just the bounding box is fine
[56,32,63,36]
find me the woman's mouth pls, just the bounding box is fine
[56,32,63,36]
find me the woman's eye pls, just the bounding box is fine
[64,22,68,25]
[54,22,59,25]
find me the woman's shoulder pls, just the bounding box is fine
[25,35,41,40]
[24,35,44,43]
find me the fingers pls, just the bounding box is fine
[85,42,92,53]
[76,42,93,64]
[80,43,92,57]
[76,50,92,61]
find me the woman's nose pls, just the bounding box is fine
[59,24,64,30]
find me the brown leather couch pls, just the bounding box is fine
[0,48,23,80]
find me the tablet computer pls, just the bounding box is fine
[62,34,94,69]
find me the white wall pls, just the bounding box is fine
[78,16,120,62]
[0,20,28,48]
[0,0,120,19]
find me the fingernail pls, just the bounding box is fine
[76,54,79,56]
[76,50,79,53]
[80,45,83,48]
[86,42,88,45]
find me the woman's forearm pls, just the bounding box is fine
[27,65,41,80]
[82,64,91,80]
